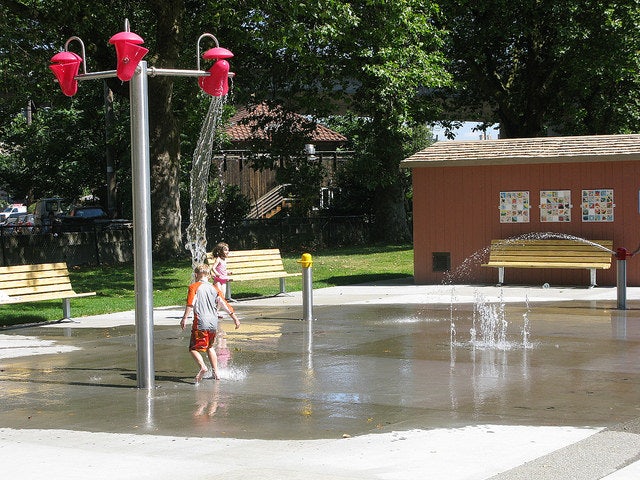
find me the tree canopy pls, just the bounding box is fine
[1,0,638,251]
[437,0,640,137]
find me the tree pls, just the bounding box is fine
[2,0,450,247]
[0,2,136,210]
[330,1,449,241]
[229,0,450,241]
[550,2,640,134]
[327,114,430,220]
[0,1,208,257]
[0,107,103,203]
[437,0,640,138]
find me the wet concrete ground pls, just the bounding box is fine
[2,290,640,442]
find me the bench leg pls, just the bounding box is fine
[590,268,597,288]
[62,298,71,320]
[279,278,286,295]
[226,282,235,302]
[498,267,505,286]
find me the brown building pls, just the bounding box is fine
[214,104,348,217]
[401,134,640,286]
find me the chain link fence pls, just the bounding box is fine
[211,215,373,252]
[0,226,133,267]
[0,215,373,266]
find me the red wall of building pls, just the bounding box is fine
[412,160,640,286]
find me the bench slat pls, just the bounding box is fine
[0,262,69,274]
[485,254,612,263]
[231,268,287,275]
[1,283,76,297]
[0,276,75,289]
[1,291,96,305]
[229,258,286,267]
[228,249,281,258]
[483,262,611,269]
[232,272,302,281]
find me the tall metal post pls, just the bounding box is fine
[51,24,233,389]
[130,60,155,389]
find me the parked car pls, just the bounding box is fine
[15,213,36,234]
[0,212,23,234]
[54,205,132,232]
[34,197,65,231]
[0,204,27,222]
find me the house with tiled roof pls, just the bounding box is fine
[225,104,348,147]
[401,134,640,286]
[214,104,350,218]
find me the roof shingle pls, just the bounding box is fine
[401,134,640,168]
[225,104,347,144]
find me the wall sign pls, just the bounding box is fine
[540,190,571,222]
[582,189,614,222]
[500,191,530,223]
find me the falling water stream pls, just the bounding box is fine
[185,95,227,268]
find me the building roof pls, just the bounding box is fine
[225,104,348,144]
[401,134,640,168]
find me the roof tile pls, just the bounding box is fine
[402,134,640,167]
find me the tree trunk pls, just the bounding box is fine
[372,181,411,243]
[148,0,184,258]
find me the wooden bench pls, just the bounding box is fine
[0,262,96,320]
[481,239,614,287]
[206,248,301,299]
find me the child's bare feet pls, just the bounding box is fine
[195,366,208,384]
[211,370,220,381]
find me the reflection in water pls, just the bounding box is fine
[194,382,222,423]
[449,296,535,414]
[216,329,231,369]
[612,310,628,339]
[302,317,316,417]
[137,389,155,431]
[305,317,313,371]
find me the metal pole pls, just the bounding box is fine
[617,258,627,310]
[301,254,313,321]
[303,266,313,321]
[130,60,155,389]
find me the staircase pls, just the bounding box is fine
[248,184,291,219]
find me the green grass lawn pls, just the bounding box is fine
[0,245,413,327]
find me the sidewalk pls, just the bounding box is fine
[1,282,640,479]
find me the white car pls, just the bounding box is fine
[0,204,27,222]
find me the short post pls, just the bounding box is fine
[299,253,313,321]
[616,248,629,310]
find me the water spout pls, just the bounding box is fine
[450,288,535,351]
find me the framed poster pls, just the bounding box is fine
[499,191,530,223]
[540,190,571,222]
[582,189,614,222]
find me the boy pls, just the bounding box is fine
[180,264,240,384]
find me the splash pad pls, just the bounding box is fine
[3,284,639,440]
